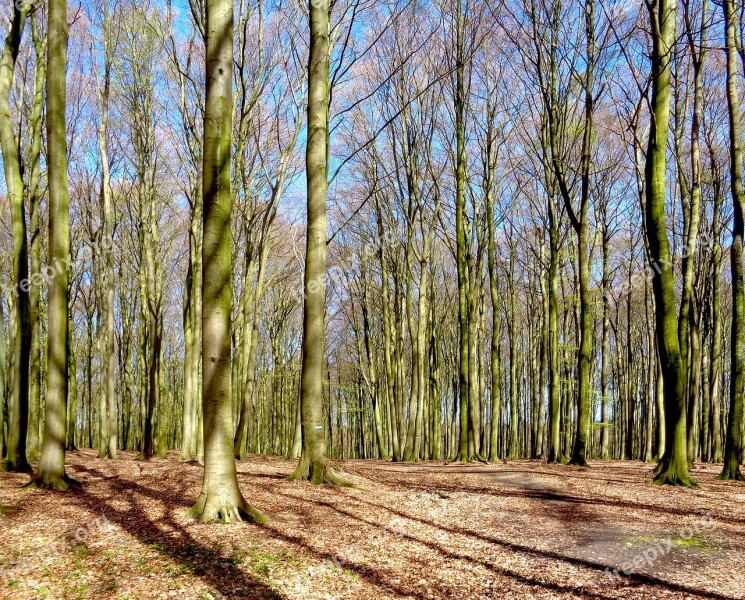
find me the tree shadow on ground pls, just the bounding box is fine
[341,465,745,526]
[68,463,281,599]
[262,483,736,600]
[70,462,433,599]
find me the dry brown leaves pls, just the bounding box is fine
[1,451,744,599]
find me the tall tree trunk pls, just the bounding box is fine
[190,0,264,521]
[567,0,594,466]
[26,14,45,462]
[30,0,74,489]
[96,0,117,460]
[719,0,745,481]
[454,3,470,462]
[289,0,346,485]
[647,0,693,486]
[0,4,31,473]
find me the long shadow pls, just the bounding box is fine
[68,463,280,599]
[342,466,745,526]
[261,486,613,599]
[261,484,737,600]
[70,463,429,599]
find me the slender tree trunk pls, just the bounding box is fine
[600,226,611,459]
[30,0,74,489]
[289,0,346,485]
[66,309,77,451]
[0,299,7,459]
[719,0,745,481]
[0,4,31,473]
[508,248,518,459]
[26,15,45,462]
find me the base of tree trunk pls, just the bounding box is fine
[568,455,588,467]
[288,454,350,486]
[651,456,697,486]
[188,491,266,524]
[717,461,744,481]
[3,458,32,473]
[24,473,80,491]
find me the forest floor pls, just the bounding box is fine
[1,452,744,599]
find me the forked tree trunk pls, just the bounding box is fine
[646,0,694,486]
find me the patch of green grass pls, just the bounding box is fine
[74,541,90,557]
[671,534,716,553]
[35,587,48,597]
[103,579,117,592]
[166,563,193,577]
[626,533,717,554]
[248,549,282,576]
[72,557,90,574]
[8,580,18,587]
[68,583,87,599]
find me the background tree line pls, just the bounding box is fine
[0,0,743,500]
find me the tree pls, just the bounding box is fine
[189,0,265,522]
[95,0,118,460]
[718,0,744,481]
[0,2,32,473]
[288,0,348,484]
[28,0,75,490]
[646,0,694,486]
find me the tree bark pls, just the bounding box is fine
[719,0,744,481]
[646,0,694,486]
[190,0,264,521]
[29,0,75,490]
[0,4,31,474]
[288,0,346,485]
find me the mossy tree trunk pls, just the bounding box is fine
[190,0,265,522]
[646,0,694,486]
[0,3,31,474]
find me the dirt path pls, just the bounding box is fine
[1,451,743,599]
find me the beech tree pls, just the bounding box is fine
[189,0,265,521]
[0,1,31,473]
[28,0,74,490]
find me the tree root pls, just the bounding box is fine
[568,456,588,467]
[23,473,80,491]
[288,455,351,487]
[188,493,267,524]
[717,465,744,482]
[650,457,698,486]
[3,459,32,473]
